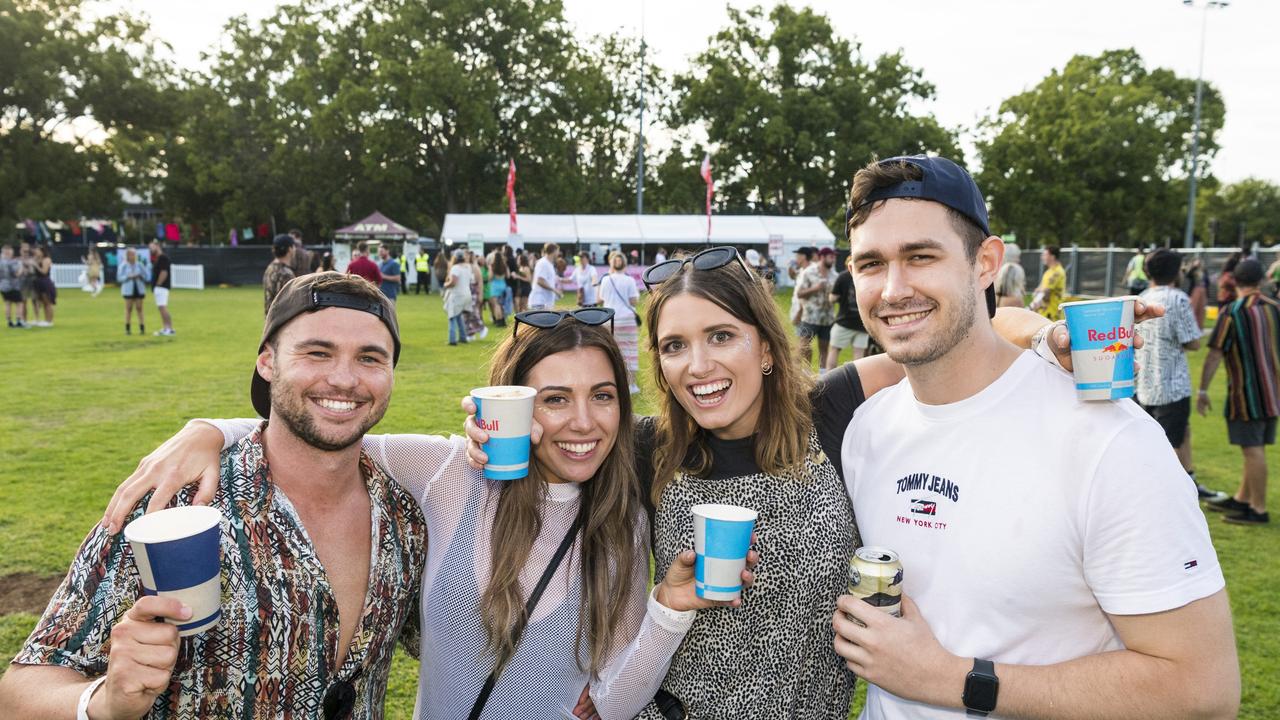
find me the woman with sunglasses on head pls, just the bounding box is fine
[101,308,751,720]
[637,246,863,718]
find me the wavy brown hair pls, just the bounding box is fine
[481,321,642,677]
[645,257,814,506]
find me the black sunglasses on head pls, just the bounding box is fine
[513,307,615,338]
[641,246,753,289]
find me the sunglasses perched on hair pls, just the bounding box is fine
[513,307,615,338]
[322,678,356,720]
[641,246,753,289]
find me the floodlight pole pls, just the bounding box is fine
[1183,0,1228,249]
[635,0,647,217]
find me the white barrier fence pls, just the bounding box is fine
[52,264,205,290]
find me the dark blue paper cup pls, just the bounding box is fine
[124,506,223,636]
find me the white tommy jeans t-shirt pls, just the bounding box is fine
[841,351,1224,720]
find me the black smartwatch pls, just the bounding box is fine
[963,658,999,716]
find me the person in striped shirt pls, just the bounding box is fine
[1198,259,1280,526]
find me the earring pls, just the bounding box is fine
[761,362,773,376]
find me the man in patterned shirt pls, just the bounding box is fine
[795,247,839,371]
[262,234,296,313]
[1198,259,1280,526]
[1134,248,1223,501]
[0,272,427,719]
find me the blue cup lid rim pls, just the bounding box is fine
[1059,295,1140,310]
[123,505,222,544]
[691,503,758,522]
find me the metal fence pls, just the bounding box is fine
[1018,245,1280,298]
[52,264,205,290]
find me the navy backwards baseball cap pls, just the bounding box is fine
[847,155,991,236]
[847,155,997,317]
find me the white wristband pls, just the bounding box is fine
[77,676,108,720]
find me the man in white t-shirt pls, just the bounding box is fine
[834,155,1238,719]
[572,255,598,307]
[528,242,562,310]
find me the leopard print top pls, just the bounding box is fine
[636,428,859,719]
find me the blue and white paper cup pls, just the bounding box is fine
[692,503,758,601]
[1061,295,1138,401]
[124,505,223,637]
[472,385,538,481]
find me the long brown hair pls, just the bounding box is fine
[482,321,642,676]
[644,257,814,506]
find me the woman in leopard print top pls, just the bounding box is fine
[633,249,873,718]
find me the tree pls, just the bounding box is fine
[671,4,957,232]
[157,0,660,239]
[975,49,1225,247]
[0,0,177,227]
[1199,178,1280,248]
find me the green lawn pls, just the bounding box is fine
[0,286,1274,718]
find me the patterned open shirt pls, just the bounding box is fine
[14,423,427,719]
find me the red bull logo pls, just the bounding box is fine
[1100,341,1129,354]
[1086,326,1133,342]
[477,417,501,432]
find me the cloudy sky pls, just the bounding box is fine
[130,0,1278,184]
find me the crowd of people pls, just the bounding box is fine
[0,239,180,334]
[0,240,57,328]
[3,154,1270,720]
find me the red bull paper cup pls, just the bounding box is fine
[1060,296,1137,401]
[472,385,537,481]
[692,503,757,601]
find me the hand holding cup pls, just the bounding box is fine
[656,533,760,611]
[462,394,544,470]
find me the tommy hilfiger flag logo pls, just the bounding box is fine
[1184,560,1198,570]
[910,499,937,516]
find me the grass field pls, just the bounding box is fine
[0,286,1275,718]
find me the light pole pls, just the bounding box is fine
[1182,0,1229,249]
[635,0,646,216]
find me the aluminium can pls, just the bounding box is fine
[848,546,903,618]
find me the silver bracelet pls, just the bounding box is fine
[1031,321,1063,352]
[77,676,108,720]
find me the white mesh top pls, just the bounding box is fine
[207,420,693,720]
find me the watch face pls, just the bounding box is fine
[964,673,999,712]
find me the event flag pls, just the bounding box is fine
[506,159,518,235]
[700,153,713,239]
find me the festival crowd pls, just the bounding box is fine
[2,155,1277,720]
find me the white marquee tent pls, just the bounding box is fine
[440,213,836,263]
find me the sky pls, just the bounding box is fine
[128,0,1278,184]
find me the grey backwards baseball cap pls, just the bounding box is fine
[252,272,400,418]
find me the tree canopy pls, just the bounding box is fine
[0,0,176,223]
[669,4,957,228]
[4,1,1275,248]
[975,49,1225,247]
